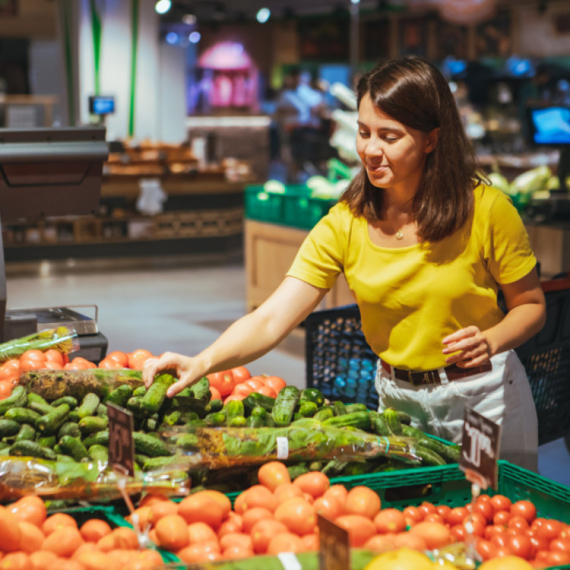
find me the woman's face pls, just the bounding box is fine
[356,93,436,191]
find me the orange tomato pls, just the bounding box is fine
[42,513,78,536]
[0,552,31,570]
[76,551,121,570]
[250,519,288,554]
[374,509,406,534]
[138,493,169,509]
[209,386,222,401]
[106,351,129,367]
[301,533,319,551]
[323,485,349,505]
[97,534,117,552]
[244,379,265,391]
[71,543,98,560]
[231,383,253,398]
[267,533,304,555]
[148,499,178,525]
[98,359,123,370]
[393,532,428,551]
[222,544,253,560]
[155,515,189,552]
[188,522,219,545]
[43,350,64,366]
[178,494,224,529]
[3,359,20,369]
[63,362,88,371]
[261,376,287,393]
[41,527,84,558]
[22,350,46,362]
[207,371,235,397]
[230,367,251,384]
[258,461,291,492]
[0,508,22,552]
[410,522,453,550]
[334,515,377,547]
[223,395,245,404]
[275,499,316,536]
[403,506,424,526]
[256,386,277,398]
[237,485,277,514]
[42,362,62,370]
[364,534,397,553]
[293,472,330,499]
[314,495,345,521]
[274,483,305,505]
[18,522,46,553]
[241,508,273,534]
[219,533,253,552]
[79,511,111,543]
[0,365,17,381]
[0,381,13,400]
[197,490,231,520]
[127,350,154,370]
[19,359,44,372]
[345,486,381,519]
[126,507,151,533]
[177,543,220,564]
[109,528,138,550]
[29,551,58,570]
[218,519,242,539]
[9,497,47,528]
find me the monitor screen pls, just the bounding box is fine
[89,95,115,115]
[528,106,570,145]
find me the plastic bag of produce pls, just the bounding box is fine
[511,165,551,195]
[0,326,78,363]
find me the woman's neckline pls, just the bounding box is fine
[363,217,423,252]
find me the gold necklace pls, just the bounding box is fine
[389,215,405,240]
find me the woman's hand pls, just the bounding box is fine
[442,326,493,368]
[143,352,204,397]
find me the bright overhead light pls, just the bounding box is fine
[351,0,360,3]
[182,13,197,25]
[155,0,171,15]
[256,7,270,23]
[166,32,179,44]
[189,31,201,44]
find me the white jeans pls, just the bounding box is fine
[375,350,539,472]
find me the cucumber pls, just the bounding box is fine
[103,384,134,408]
[77,394,100,419]
[162,410,181,427]
[322,411,371,430]
[345,403,369,414]
[133,432,171,457]
[142,456,184,472]
[127,396,146,417]
[173,433,199,451]
[59,435,89,461]
[180,411,200,424]
[228,416,247,427]
[52,397,78,410]
[296,401,318,418]
[313,407,334,422]
[287,463,309,480]
[141,374,175,414]
[384,408,403,436]
[5,407,41,425]
[0,386,28,415]
[0,441,9,451]
[68,411,80,423]
[27,393,54,416]
[58,422,81,440]
[135,454,149,466]
[37,435,56,448]
[342,462,372,476]
[188,377,210,401]
[82,431,109,448]
[11,440,56,460]
[133,386,147,397]
[53,444,62,454]
[250,406,267,420]
[243,393,276,415]
[185,419,206,430]
[96,404,108,418]
[226,400,245,425]
[141,417,158,432]
[372,413,391,437]
[36,404,70,436]
[300,388,325,408]
[308,461,323,472]
[56,454,76,463]
[78,416,108,436]
[205,412,226,427]
[246,416,265,428]
[416,445,447,466]
[395,410,412,425]
[209,399,223,413]
[402,426,461,464]
[333,401,347,416]
[15,424,36,442]
[0,419,23,437]
[272,386,300,426]
[88,444,109,464]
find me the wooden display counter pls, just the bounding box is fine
[245,220,354,313]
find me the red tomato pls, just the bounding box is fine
[232,383,254,397]
[0,366,15,381]
[510,500,536,524]
[3,359,19,370]
[127,349,154,369]
[261,376,287,393]
[19,359,43,372]
[463,513,486,537]
[223,394,246,404]
[476,539,499,562]
[508,516,530,532]
[245,379,265,391]
[473,500,494,523]
[210,386,222,401]
[98,358,123,370]
[21,350,46,362]
[42,361,62,370]
[208,371,235,397]
[106,351,128,367]
[451,525,468,541]
[485,526,507,541]
[490,495,512,512]
[537,519,563,541]
[530,535,550,558]
[543,551,570,566]
[256,386,277,398]
[418,502,437,518]
[531,518,547,532]
[64,361,89,370]
[436,505,451,522]
[494,511,512,526]
[402,506,423,526]
[0,380,12,400]
[477,494,492,504]
[44,350,64,366]
[423,513,444,524]
[550,538,570,554]
[231,367,251,384]
[448,507,469,527]
[506,533,532,560]
[492,533,509,549]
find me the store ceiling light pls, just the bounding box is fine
[182,13,197,25]
[351,0,360,3]
[189,31,201,44]
[256,8,271,23]
[166,32,179,44]
[155,0,171,15]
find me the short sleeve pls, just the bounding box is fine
[286,203,348,289]
[484,191,537,284]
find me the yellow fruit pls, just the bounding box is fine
[479,557,534,570]
[364,548,434,570]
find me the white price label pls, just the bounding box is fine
[276,436,289,459]
[278,552,302,570]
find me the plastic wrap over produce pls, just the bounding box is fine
[0,326,79,362]
[161,419,420,469]
[0,456,190,502]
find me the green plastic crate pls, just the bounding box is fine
[245,184,337,230]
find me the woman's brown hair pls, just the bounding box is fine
[341,57,483,242]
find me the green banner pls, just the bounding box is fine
[128,0,139,137]
[89,0,102,96]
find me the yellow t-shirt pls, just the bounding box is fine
[287,185,537,371]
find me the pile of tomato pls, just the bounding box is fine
[206,366,287,404]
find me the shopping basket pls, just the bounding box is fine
[305,273,570,445]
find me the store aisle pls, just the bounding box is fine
[5,256,570,486]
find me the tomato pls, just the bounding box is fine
[250,519,288,554]
[409,522,452,549]
[344,486,381,518]
[543,551,570,566]
[64,361,88,370]
[393,532,427,551]
[334,515,376,547]
[550,537,570,554]
[256,386,277,398]
[43,350,64,366]
[506,533,532,560]
[473,500,494,523]
[448,507,469,527]
[418,502,437,518]
[0,381,12,400]
[258,461,291,492]
[223,394,246,404]
[485,525,506,541]
[19,358,43,372]
[477,494,492,504]
[127,349,154,370]
[314,495,345,522]
[494,510,512,526]
[423,513,444,524]
[476,539,499,562]
[463,513,486,537]
[43,361,62,370]
[275,499,317,536]
[490,495,512,512]
[232,383,253,397]
[508,516,530,532]
[451,525,468,541]
[531,517,546,532]
[245,378,265,391]
[536,519,563,541]
[231,366,251,384]
[3,359,19,370]
[261,376,287,393]
[374,509,406,534]
[21,350,46,362]
[530,535,550,558]
[403,506,423,526]
[209,386,222,401]
[436,505,451,522]
[0,366,14,381]
[207,371,235,397]
[98,358,123,370]
[510,500,537,524]
[492,533,510,549]
[493,547,512,558]
[294,472,331,500]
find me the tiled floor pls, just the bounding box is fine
[6,255,570,486]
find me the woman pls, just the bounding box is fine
[143,58,546,471]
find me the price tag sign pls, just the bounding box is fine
[459,407,502,490]
[318,515,350,570]
[107,403,135,477]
